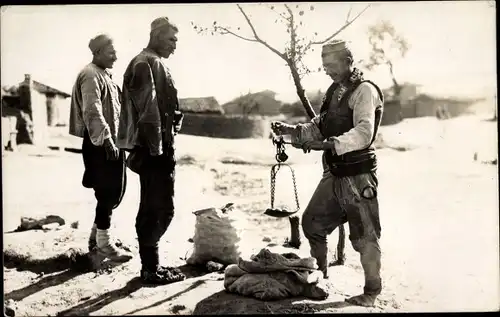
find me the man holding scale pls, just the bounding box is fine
[271,39,384,308]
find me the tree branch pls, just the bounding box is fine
[236,4,287,60]
[283,4,293,20]
[311,4,371,45]
[268,4,289,22]
[216,26,259,42]
[346,6,352,23]
[284,4,297,62]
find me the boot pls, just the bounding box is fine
[140,266,186,285]
[138,245,185,285]
[157,265,185,277]
[96,229,133,263]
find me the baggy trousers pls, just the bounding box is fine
[82,131,127,230]
[135,145,176,270]
[301,170,382,295]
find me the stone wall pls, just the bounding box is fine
[179,113,270,139]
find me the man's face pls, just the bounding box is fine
[155,27,178,58]
[96,44,117,69]
[322,53,350,82]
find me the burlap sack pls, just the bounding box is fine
[187,204,245,266]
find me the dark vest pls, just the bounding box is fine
[319,79,384,177]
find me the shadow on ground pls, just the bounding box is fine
[481,117,497,122]
[56,277,144,316]
[3,247,116,274]
[55,264,216,316]
[47,146,82,154]
[175,263,214,279]
[123,279,207,315]
[192,290,354,315]
[3,247,125,304]
[4,270,81,302]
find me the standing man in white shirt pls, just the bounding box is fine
[271,39,384,307]
[69,34,132,263]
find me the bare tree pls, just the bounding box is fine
[365,20,410,102]
[191,3,370,119]
[193,3,370,264]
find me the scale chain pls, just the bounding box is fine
[290,166,300,211]
[270,163,300,211]
[270,164,278,209]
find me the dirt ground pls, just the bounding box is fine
[2,112,499,315]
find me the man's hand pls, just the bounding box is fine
[173,110,184,135]
[103,138,120,161]
[301,140,336,153]
[271,121,295,135]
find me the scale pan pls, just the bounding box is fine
[264,208,298,218]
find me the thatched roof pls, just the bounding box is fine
[179,97,223,114]
[222,90,282,116]
[1,86,19,97]
[14,75,71,98]
[31,81,70,98]
[226,90,277,104]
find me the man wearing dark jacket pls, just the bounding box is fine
[117,17,185,284]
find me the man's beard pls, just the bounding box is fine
[331,70,350,83]
[158,47,174,58]
[330,74,342,83]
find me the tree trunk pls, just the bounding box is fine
[335,224,346,265]
[387,61,401,101]
[288,215,301,249]
[287,60,316,119]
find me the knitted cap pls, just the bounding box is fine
[322,39,351,56]
[151,17,172,32]
[88,34,113,55]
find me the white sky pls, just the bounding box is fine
[1,1,497,104]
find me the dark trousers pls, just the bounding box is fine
[82,132,126,230]
[134,146,176,270]
[302,171,382,295]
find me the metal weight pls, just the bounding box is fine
[277,151,288,162]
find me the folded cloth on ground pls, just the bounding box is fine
[224,248,328,301]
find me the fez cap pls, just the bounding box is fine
[151,17,174,32]
[322,39,351,56]
[88,34,113,55]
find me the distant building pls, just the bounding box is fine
[178,96,224,115]
[399,83,422,105]
[380,82,424,125]
[281,90,324,117]
[222,90,283,116]
[1,74,70,146]
[382,82,422,105]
